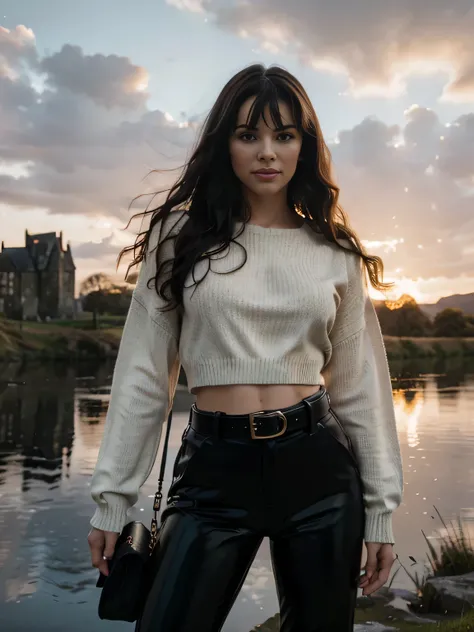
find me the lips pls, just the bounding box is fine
[254,169,280,174]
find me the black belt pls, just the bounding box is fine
[190,388,331,440]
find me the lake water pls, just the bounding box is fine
[0,358,474,632]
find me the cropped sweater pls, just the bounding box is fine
[90,212,403,544]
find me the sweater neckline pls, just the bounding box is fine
[235,221,308,236]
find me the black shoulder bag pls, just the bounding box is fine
[96,410,173,622]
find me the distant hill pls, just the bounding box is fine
[419,292,474,319]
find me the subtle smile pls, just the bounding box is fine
[252,169,281,181]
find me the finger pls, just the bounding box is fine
[97,555,110,577]
[369,552,395,591]
[363,560,393,596]
[362,570,380,596]
[90,542,105,573]
[359,569,369,585]
[363,572,386,596]
[363,550,378,581]
[377,564,391,588]
[104,534,118,560]
[98,533,118,577]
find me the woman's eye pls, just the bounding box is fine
[238,133,256,141]
[237,132,294,142]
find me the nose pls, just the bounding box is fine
[257,138,276,162]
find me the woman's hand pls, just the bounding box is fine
[88,527,119,577]
[359,542,396,596]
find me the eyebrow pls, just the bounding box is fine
[234,124,297,131]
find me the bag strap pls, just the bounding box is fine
[149,409,173,549]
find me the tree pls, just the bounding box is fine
[433,308,468,337]
[375,295,432,337]
[79,273,133,327]
[80,273,113,295]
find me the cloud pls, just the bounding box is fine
[40,44,150,110]
[72,233,118,259]
[331,106,474,283]
[171,0,474,100]
[0,24,37,74]
[166,0,209,11]
[0,25,196,221]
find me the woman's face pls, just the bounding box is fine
[229,97,303,199]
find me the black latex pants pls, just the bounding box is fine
[137,403,365,632]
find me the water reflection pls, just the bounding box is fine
[393,389,423,449]
[0,358,473,631]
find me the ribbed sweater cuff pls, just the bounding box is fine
[364,512,395,544]
[90,496,130,533]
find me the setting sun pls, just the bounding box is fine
[381,278,425,304]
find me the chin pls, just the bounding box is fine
[246,181,287,196]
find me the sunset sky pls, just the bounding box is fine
[1,0,474,303]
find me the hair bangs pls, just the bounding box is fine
[243,80,301,132]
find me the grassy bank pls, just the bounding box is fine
[0,318,122,361]
[253,608,474,631]
[2,318,474,362]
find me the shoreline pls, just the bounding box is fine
[383,335,474,360]
[1,321,474,363]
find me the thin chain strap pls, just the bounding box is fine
[149,409,173,550]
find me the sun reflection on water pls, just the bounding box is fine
[393,388,424,449]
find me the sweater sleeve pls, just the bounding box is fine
[321,249,403,544]
[89,217,183,533]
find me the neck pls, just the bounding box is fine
[244,189,300,228]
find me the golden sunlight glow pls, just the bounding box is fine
[387,278,425,303]
[369,277,425,304]
[131,67,149,93]
[384,294,417,310]
[392,389,423,449]
[363,238,404,252]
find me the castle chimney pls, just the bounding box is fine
[1,241,3,251]
[60,230,63,250]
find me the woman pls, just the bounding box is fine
[88,64,403,631]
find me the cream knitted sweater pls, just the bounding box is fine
[90,213,403,543]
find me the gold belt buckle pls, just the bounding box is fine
[249,411,288,440]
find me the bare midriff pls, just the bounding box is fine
[193,384,321,415]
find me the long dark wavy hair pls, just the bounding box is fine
[119,64,393,310]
